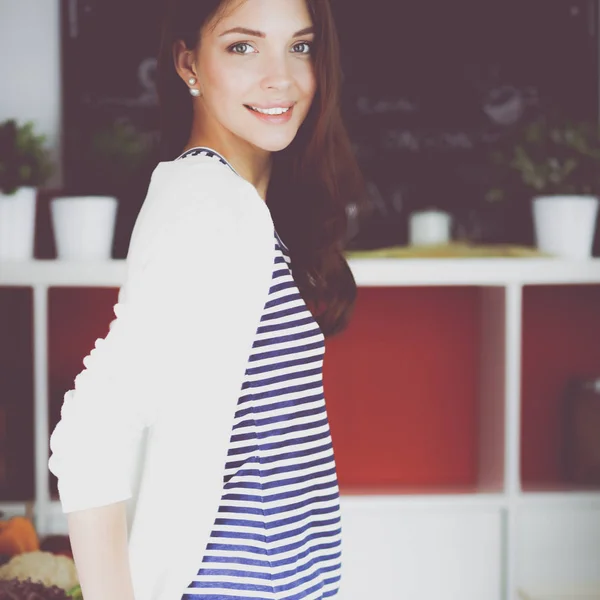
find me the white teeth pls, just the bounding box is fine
[250,106,291,115]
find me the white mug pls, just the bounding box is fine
[409,210,452,246]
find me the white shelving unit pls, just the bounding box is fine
[1,256,600,600]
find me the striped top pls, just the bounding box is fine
[176,147,342,599]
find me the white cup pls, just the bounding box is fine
[409,210,452,246]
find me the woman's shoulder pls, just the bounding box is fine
[150,155,250,208]
[148,156,271,234]
[128,155,273,266]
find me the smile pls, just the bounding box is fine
[244,104,295,124]
[247,106,291,115]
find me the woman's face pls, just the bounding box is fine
[188,0,317,153]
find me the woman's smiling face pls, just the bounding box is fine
[187,0,317,153]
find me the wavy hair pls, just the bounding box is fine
[157,0,370,337]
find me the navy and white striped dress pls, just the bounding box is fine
[176,147,342,599]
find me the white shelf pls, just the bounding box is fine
[347,257,600,287]
[340,492,508,510]
[0,494,508,517]
[0,502,31,517]
[1,257,600,287]
[0,494,510,541]
[0,259,127,287]
[5,489,600,533]
[518,489,600,508]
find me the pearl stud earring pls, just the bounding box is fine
[188,76,201,97]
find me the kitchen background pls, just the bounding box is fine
[1,1,600,599]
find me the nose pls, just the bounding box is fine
[260,53,293,93]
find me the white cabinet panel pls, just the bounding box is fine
[516,506,600,595]
[339,500,503,600]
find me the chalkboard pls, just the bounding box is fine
[61,0,599,254]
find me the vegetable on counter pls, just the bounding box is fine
[0,577,71,599]
[0,518,39,557]
[66,585,82,600]
[0,552,78,593]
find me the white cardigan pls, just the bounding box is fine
[48,154,278,600]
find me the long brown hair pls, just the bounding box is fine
[157,0,370,338]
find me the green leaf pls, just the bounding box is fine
[67,584,83,599]
[0,118,55,193]
[486,117,600,200]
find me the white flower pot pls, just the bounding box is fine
[50,196,118,260]
[409,209,452,246]
[532,195,599,259]
[0,186,37,261]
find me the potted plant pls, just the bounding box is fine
[0,119,54,260]
[51,118,154,260]
[486,116,600,259]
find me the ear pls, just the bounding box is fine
[172,40,197,86]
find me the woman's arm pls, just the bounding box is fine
[49,161,275,599]
[67,502,135,600]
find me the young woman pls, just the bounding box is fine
[48,0,367,599]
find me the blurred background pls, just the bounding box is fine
[1,1,600,599]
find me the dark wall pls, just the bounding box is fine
[334,0,599,248]
[61,0,599,253]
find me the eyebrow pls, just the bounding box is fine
[219,26,315,38]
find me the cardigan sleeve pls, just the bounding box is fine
[48,163,275,513]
